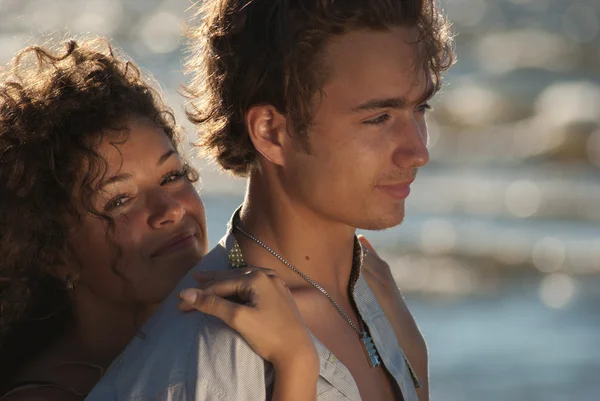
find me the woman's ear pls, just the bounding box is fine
[53,262,81,291]
[53,246,82,291]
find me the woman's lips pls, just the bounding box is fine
[151,232,197,258]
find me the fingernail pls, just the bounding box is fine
[180,289,198,303]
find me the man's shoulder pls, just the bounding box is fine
[87,242,268,401]
[359,250,428,392]
[88,314,267,401]
[360,250,423,335]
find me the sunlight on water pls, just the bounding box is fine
[475,30,577,74]
[420,219,458,255]
[535,81,600,128]
[539,273,577,309]
[532,237,566,273]
[445,0,487,27]
[505,180,542,218]
[442,83,504,126]
[567,240,600,274]
[515,116,568,157]
[562,3,599,43]
[71,0,124,34]
[427,259,474,295]
[138,11,181,54]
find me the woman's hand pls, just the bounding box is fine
[178,268,319,401]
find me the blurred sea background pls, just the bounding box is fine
[1,0,599,399]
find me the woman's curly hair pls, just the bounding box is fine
[0,37,194,387]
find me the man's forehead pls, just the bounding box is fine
[324,27,421,65]
[321,28,430,91]
[414,70,436,103]
[322,58,433,108]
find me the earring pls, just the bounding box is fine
[65,273,79,291]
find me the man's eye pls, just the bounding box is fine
[364,114,390,125]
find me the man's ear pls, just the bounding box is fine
[246,105,289,167]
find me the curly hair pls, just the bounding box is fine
[0,38,195,388]
[185,0,455,176]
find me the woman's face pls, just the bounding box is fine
[70,118,208,305]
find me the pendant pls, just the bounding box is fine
[361,332,382,368]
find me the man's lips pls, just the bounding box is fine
[376,180,414,200]
[151,231,197,258]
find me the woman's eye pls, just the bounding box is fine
[364,114,390,125]
[161,168,187,185]
[104,194,131,211]
[416,103,432,114]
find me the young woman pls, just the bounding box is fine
[0,38,318,401]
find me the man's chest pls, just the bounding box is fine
[293,292,400,401]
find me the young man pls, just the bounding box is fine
[87,1,454,400]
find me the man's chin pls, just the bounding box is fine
[356,212,405,231]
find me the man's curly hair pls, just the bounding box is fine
[185,0,455,176]
[0,37,195,388]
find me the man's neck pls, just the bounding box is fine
[237,174,358,295]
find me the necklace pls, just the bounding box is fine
[234,224,382,368]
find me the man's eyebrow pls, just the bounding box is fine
[351,97,408,113]
[350,81,437,114]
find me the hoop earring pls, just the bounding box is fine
[65,273,79,291]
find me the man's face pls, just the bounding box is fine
[283,27,432,230]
